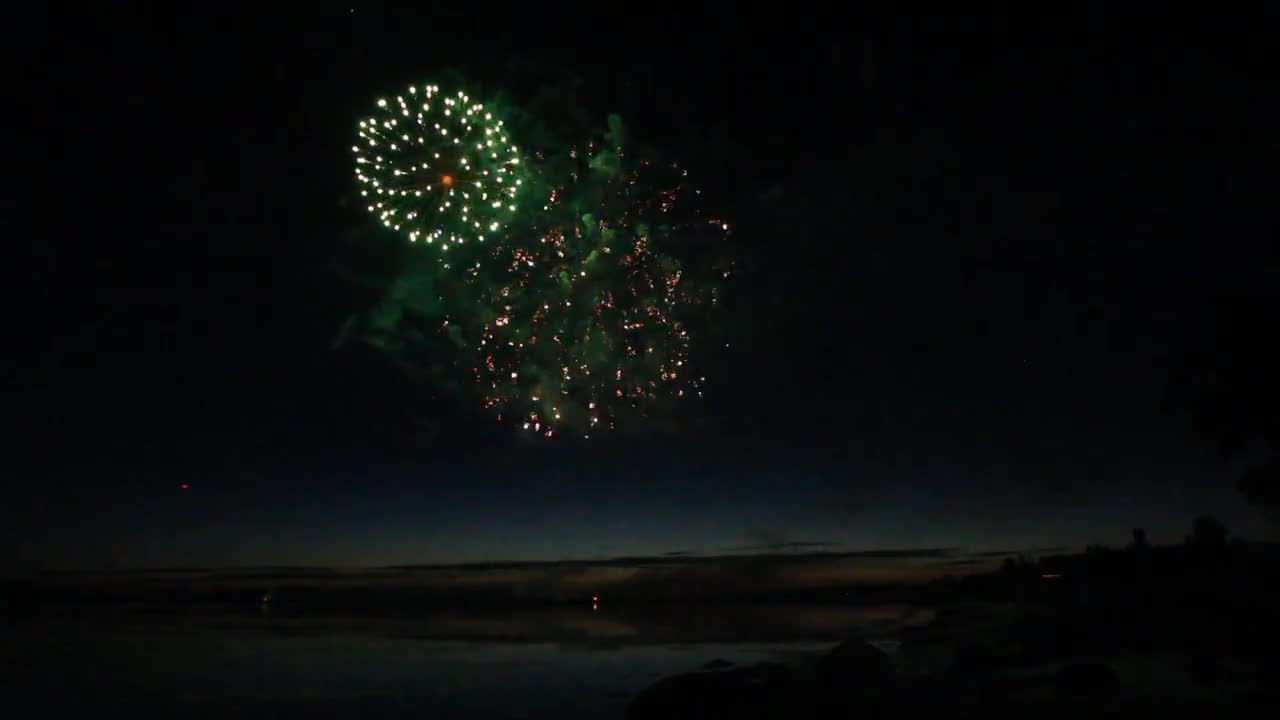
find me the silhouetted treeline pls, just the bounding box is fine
[927,517,1280,663]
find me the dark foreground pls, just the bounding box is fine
[629,619,1279,719]
[631,536,1280,718]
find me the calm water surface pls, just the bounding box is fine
[4,604,931,717]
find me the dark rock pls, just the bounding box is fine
[626,663,796,720]
[949,642,1001,678]
[815,640,895,690]
[1185,651,1225,687]
[1055,662,1120,698]
[701,658,734,671]
[1011,613,1097,661]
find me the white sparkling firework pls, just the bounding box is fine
[353,84,524,249]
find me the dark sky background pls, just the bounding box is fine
[7,6,1278,571]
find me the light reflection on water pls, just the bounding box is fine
[5,604,931,716]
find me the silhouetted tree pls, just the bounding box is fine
[1167,291,1280,509]
[1189,515,1228,550]
[1128,528,1149,551]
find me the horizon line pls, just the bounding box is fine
[7,544,1101,577]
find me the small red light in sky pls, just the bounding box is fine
[180,483,189,490]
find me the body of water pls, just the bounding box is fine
[3,604,932,717]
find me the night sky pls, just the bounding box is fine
[8,6,1278,572]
